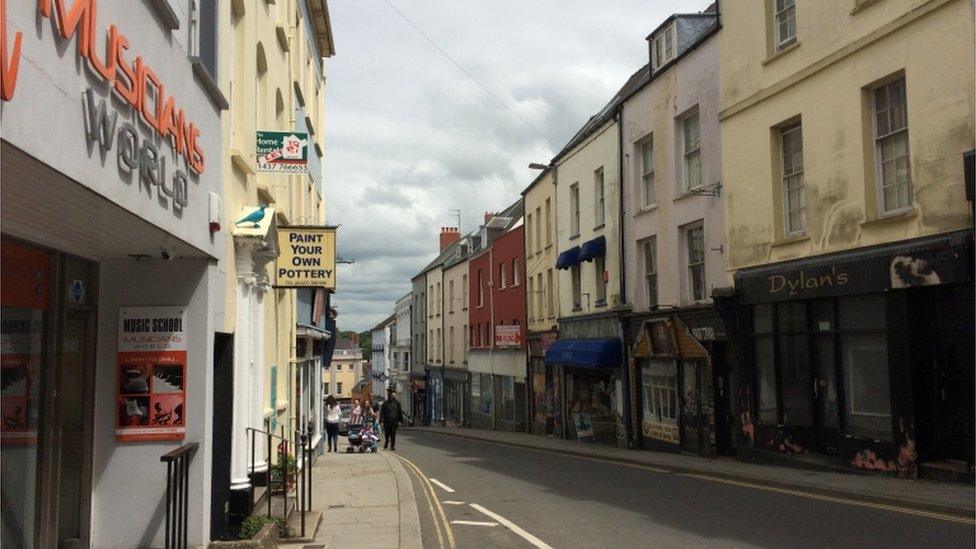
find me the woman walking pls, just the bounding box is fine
[348,398,363,425]
[325,395,341,452]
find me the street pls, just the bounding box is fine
[392,430,975,549]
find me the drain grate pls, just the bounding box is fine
[328,504,346,509]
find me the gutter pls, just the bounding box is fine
[615,106,633,448]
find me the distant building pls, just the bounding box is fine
[392,293,413,405]
[370,315,396,396]
[326,338,366,400]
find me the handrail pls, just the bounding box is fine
[160,443,198,549]
[245,426,287,441]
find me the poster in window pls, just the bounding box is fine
[116,307,187,442]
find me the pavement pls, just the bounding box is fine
[409,425,975,518]
[395,429,976,549]
[280,441,422,549]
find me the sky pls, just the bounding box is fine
[324,0,714,332]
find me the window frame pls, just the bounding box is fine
[499,262,507,289]
[682,110,702,191]
[640,137,655,207]
[872,76,912,216]
[594,256,606,305]
[651,23,676,70]
[513,259,520,286]
[570,183,580,236]
[685,222,706,302]
[642,236,658,308]
[545,198,552,246]
[546,269,555,318]
[571,264,582,311]
[774,0,797,52]
[594,167,606,226]
[780,123,806,236]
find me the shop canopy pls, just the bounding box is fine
[579,236,606,262]
[544,338,622,368]
[555,246,581,270]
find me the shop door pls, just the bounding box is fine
[811,300,840,454]
[680,361,707,455]
[55,309,95,547]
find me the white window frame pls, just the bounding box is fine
[682,110,702,191]
[478,270,484,307]
[526,213,533,256]
[513,259,520,286]
[546,268,555,318]
[594,167,606,226]
[500,262,507,289]
[594,256,606,304]
[652,23,676,70]
[535,207,542,253]
[686,222,706,302]
[642,236,658,307]
[640,137,655,207]
[570,183,580,236]
[571,264,582,311]
[774,0,797,52]
[780,123,806,235]
[527,277,534,320]
[642,362,677,423]
[545,198,552,246]
[449,280,455,313]
[873,77,912,216]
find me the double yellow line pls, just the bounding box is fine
[393,453,457,549]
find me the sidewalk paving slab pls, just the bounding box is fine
[409,426,975,518]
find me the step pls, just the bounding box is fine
[282,510,323,542]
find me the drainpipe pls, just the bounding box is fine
[488,244,496,431]
[615,108,634,448]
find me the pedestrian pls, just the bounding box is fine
[325,395,340,452]
[380,388,404,451]
[349,398,363,425]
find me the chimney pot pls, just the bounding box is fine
[439,225,461,252]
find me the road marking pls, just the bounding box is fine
[441,500,467,505]
[429,478,456,493]
[392,454,457,549]
[470,503,554,549]
[450,520,499,527]
[677,473,976,525]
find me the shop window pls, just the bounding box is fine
[842,334,891,440]
[641,362,677,423]
[778,302,812,426]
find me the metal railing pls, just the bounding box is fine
[160,442,198,549]
[246,425,314,538]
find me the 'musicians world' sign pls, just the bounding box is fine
[275,226,336,289]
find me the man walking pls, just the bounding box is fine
[380,388,404,451]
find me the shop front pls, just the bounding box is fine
[528,330,558,435]
[545,337,623,444]
[426,366,444,425]
[0,2,224,545]
[732,231,974,480]
[443,368,468,427]
[468,349,527,431]
[409,375,426,426]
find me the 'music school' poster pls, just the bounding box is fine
[116,307,187,442]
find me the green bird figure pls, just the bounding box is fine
[236,206,267,228]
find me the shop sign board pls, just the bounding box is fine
[257,131,309,173]
[572,412,594,440]
[494,325,522,348]
[116,307,187,442]
[642,420,679,444]
[275,226,337,289]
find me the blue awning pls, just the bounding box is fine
[544,338,622,368]
[579,236,606,262]
[555,246,581,270]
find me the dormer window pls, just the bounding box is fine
[651,23,676,70]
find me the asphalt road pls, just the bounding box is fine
[390,429,974,549]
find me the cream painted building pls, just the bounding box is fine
[217,0,335,525]
[326,338,365,399]
[720,0,974,478]
[442,237,474,426]
[522,168,560,435]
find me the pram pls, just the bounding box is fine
[345,418,379,453]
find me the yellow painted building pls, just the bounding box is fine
[216,0,335,510]
[720,0,974,478]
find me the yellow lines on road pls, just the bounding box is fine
[677,472,976,525]
[393,452,458,549]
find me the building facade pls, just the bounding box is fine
[720,0,974,479]
[522,169,561,435]
[392,292,412,404]
[0,1,224,546]
[410,274,427,423]
[621,9,730,457]
[325,338,365,399]
[442,238,473,427]
[370,314,395,396]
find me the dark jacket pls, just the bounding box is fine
[380,397,403,426]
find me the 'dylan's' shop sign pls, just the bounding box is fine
[275,226,336,289]
[257,131,309,173]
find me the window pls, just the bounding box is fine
[651,23,675,69]
[527,277,534,320]
[774,0,797,51]
[594,167,605,226]
[535,207,542,253]
[336,382,343,395]
[545,198,552,246]
[570,183,580,236]
[526,213,533,256]
[686,223,706,301]
[449,280,455,313]
[683,111,702,190]
[640,138,655,207]
[571,265,582,311]
[594,256,606,304]
[546,269,554,317]
[478,269,484,307]
[536,273,544,321]
[429,286,434,318]
[499,262,507,289]
[874,77,912,214]
[513,259,520,286]
[436,283,442,315]
[449,327,455,363]
[642,361,677,423]
[336,364,342,371]
[462,274,469,309]
[642,237,658,307]
[191,0,219,78]
[780,123,806,235]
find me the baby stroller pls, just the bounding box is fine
[346,417,379,453]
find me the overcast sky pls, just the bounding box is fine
[325,0,713,332]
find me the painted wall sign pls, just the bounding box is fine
[275,226,336,288]
[257,131,308,173]
[642,419,679,444]
[116,306,187,442]
[494,324,523,348]
[1,0,207,174]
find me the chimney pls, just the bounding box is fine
[440,227,460,252]
[484,211,493,225]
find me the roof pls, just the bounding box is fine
[415,239,461,278]
[334,338,359,350]
[645,1,718,40]
[551,63,650,165]
[305,0,336,57]
[370,313,396,332]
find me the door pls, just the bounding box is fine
[680,361,705,454]
[810,300,840,454]
[210,333,233,540]
[711,344,734,455]
[55,309,95,548]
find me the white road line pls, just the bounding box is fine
[470,503,553,549]
[450,520,499,527]
[428,478,456,493]
[441,500,467,505]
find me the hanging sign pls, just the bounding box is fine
[494,325,523,348]
[275,226,337,289]
[257,131,309,173]
[116,307,187,442]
